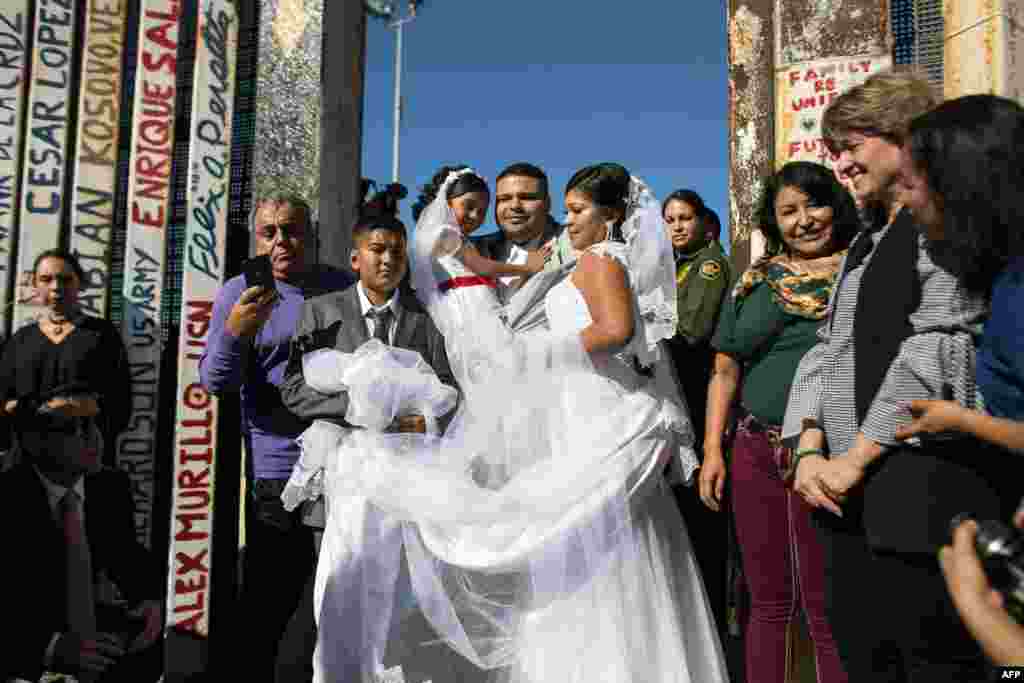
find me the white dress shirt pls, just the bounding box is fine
[356,282,400,344]
[498,235,543,301]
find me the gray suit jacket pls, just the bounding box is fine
[281,284,457,426]
[281,284,458,529]
[472,217,569,266]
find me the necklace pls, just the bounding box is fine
[47,314,69,335]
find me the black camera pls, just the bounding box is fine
[952,513,1024,623]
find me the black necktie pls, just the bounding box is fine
[369,307,392,344]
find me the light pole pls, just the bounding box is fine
[390,6,417,183]
[366,1,423,184]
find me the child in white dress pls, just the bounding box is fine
[411,165,549,305]
[409,165,553,391]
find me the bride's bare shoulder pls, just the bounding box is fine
[574,247,629,290]
[577,244,627,272]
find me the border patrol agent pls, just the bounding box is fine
[663,191,732,639]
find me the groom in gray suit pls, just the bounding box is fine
[276,210,458,682]
[473,162,573,304]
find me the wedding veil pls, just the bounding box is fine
[301,169,697,682]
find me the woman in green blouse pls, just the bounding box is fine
[700,162,858,683]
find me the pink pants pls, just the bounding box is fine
[730,414,848,683]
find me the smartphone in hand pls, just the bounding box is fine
[242,254,275,292]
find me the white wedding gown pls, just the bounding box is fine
[294,196,728,682]
[499,243,728,683]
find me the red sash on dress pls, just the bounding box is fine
[438,276,498,293]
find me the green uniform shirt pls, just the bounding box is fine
[675,240,731,345]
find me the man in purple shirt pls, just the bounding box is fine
[199,194,353,683]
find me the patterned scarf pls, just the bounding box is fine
[732,250,846,320]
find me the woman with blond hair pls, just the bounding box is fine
[784,70,1009,681]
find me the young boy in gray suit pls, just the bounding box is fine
[276,209,459,682]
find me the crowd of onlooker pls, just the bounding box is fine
[3,67,1024,683]
[0,249,159,683]
[693,71,1024,683]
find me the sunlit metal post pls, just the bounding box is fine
[392,16,403,182]
[367,1,422,185]
[390,4,417,183]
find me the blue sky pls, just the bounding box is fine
[360,2,729,247]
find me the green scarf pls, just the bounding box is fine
[732,251,846,320]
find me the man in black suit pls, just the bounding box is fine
[0,391,162,683]
[277,211,459,681]
[473,162,572,304]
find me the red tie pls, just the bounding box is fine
[61,490,97,636]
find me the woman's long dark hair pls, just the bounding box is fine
[907,94,1024,295]
[755,161,859,257]
[411,165,489,221]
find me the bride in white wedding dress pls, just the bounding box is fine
[292,164,729,683]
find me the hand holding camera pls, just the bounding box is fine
[940,512,1024,666]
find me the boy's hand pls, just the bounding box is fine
[387,415,427,434]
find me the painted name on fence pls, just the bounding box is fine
[14,0,76,329]
[119,0,181,548]
[167,0,236,636]
[71,0,128,319]
[0,3,29,339]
